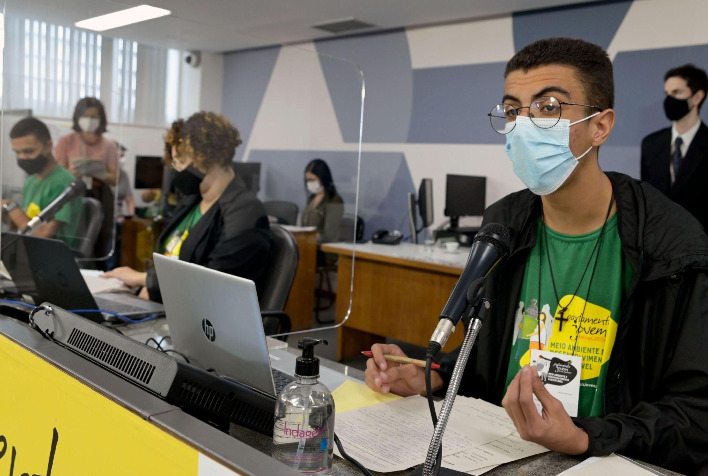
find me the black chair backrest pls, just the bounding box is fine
[261,310,291,341]
[259,224,299,311]
[339,214,365,242]
[263,201,299,225]
[75,197,104,259]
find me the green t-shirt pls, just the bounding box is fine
[505,215,632,417]
[160,203,203,258]
[21,165,82,247]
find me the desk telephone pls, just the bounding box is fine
[371,229,403,245]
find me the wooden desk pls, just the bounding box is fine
[321,242,468,360]
[283,227,317,330]
[120,217,158,271]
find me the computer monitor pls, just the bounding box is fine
[444,174,486,230]
[134,155,164,189]
[408,178,433,244]
[232,162,261,194]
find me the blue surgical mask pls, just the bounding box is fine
[505,113,599,195]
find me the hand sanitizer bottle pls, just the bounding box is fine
[273,338,335,475]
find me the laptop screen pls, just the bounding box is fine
[1,232,100,318]
[153,253,278,396]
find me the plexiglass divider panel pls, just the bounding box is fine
[0,1,365,338]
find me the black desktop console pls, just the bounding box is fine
[30,303,277,436]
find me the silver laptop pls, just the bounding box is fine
[1,233,164,321]
[153,253,292,396]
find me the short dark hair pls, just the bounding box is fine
[305,158,338,199]
[504,37,614,110]
[10,117,51,144]
[664,64,708,110]
[72,97,108,134]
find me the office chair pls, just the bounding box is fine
[260,225,299,340]
[261,311,292,341]
[263,200,299,225]
[315,214,364,323]
[74,197,104,261]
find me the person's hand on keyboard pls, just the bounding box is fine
[102,267,147,288]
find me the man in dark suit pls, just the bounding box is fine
[641,64,708,231]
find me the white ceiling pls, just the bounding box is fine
[8,0,599,53]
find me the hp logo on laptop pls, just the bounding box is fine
[201,319,216,342]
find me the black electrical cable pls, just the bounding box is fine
[334,433,373,476]
[425,357,443,476]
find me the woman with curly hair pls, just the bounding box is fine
[103,111,273,302]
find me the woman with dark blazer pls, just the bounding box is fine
[103,112,273,301]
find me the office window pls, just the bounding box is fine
[5,16,102,117]
[3,14,181,126]
[112,37,137,123]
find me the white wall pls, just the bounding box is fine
[199,52,224,114]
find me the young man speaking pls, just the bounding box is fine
[365,38,708,474]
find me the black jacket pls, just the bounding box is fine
[437,172,708,474]
[641,122,708,231]
[146,176,273,303]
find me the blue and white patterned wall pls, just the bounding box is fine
[222,0,708,239]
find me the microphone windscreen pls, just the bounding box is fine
[474,223,510,255]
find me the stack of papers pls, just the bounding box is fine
[333,383,547,474]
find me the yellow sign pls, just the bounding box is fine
[0,333,206,475]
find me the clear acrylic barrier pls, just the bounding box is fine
[0,2,364,336]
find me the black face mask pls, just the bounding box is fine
[172,168,203,197]
[17,154,49,175]
[664,95,692,121]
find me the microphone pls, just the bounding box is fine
[428,223,510,353]
[22,180,86,235]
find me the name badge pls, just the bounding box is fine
[530,349,581,417]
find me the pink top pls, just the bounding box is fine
[54,132,119,171]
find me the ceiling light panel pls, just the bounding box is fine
[75,4,171,32]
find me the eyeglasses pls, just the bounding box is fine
[488,97,603,134]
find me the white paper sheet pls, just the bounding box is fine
[442,432,547,473]
[334,395,547,473]
[558,454,664,475]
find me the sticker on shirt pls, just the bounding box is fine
[520,295,617,382]
[530,349,582,417]
[26,202,40,219]
[514,299,555,362]
[164,230,189,258]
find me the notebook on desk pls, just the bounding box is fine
[152,253,294,397]
[1,233,164,321]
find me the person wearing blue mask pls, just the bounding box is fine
[364,38,708,474]
[641,64,708,232]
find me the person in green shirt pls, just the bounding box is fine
[4,117,82,247]
[364,38,708,474]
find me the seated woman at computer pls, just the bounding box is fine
[54,97,119,261]
[103,112,274,302]
[302,159,344,245]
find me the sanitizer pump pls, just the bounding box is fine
[272,338,335,474]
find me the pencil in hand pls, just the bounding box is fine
[361,351,441,370]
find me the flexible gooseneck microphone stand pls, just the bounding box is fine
[411,282,491,476]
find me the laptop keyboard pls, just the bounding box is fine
[273,368,295,393]
[94,296,150,315]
